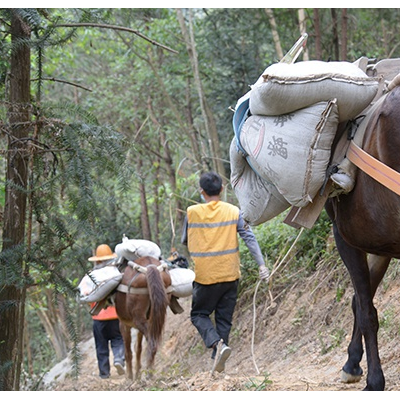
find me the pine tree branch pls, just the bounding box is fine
[31,77,92,91]
[54,22,179,54]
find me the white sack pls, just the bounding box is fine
[115,236,161,261]
[78,266,122,303]
[169,268,195,298]
[230,138,290,225]
[249,61,379,122]
[240,101,339,207]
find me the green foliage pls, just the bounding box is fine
[318,327,346,355]
[238,210,332,297]
[244,372,272,390]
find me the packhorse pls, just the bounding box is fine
[325,84,400,390]
[114,256,172,380]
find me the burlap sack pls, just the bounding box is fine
[249,61,379,122]
[239,101,339,207]
[115,236,161,261]
[169,268,195,298]
[230,138,290,225]
[78,266,122,303]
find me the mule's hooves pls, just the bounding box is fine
[341,369,362,383]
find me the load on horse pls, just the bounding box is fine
[230,34,400,390]
[77,236,194,380]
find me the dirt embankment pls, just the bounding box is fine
[45,263,400,391]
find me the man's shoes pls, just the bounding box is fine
[99,374,110,379]
[114,361,125,375]
[214,340,231,373]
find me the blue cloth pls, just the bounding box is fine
[92,319,125,378]
[232,97,250,157]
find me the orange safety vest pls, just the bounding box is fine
[91,304,118,321]
[187,200,240,285]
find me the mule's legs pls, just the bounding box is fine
[342,255,391,385]
[135,331,144,380]
[332,225,386,390]
[342,295,364,382]
[119,323,133,380]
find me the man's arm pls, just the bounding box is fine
[237,211,264,265]
[237,211,269,281]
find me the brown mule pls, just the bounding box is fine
[115,256,172,380]
[326,85,400,390]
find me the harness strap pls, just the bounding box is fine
[127,260,168,274]
[117,284,174,295]
[347,140,400,196]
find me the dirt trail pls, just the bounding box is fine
[45,267,400,391]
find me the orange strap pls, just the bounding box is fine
[347,140,400,196]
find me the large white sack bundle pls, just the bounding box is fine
[249,61,379,122]
[230,138,290,225]
[78,266,122,303]
[239,101,339,207]
[169,268,195,298]
[115,235,161,261]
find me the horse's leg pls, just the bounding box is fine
[119,322,133,380]
[342,295,363,382]
[333,224,385,390]
[135,330,144,380]
[341,254,391,385]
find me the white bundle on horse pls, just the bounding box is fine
[115,235,162,261]
[233,100,339,212]
[249,60,379,122]
[78,266,122,303]
[169,268,195,298]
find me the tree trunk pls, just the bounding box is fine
[331,8,339,60]
[313,9,322,60]
[176,8,224,176]
[298,9,309,61]
[341,9,348,61]
[265,8,283,60]
[137,158,152,240]
[146,96,185,247]
[0,11,31,391]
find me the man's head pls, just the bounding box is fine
[199,171,223,196]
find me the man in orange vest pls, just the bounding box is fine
[181,171,269,373]
[88,244,125,379]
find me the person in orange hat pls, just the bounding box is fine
[88,244,125,379]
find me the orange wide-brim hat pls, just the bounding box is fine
[88,244,117,262]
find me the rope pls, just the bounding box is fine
[251,227,304,374]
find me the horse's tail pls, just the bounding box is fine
[146,266,168,355]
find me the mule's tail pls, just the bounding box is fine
[146,266,169,358]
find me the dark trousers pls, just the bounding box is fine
[92,319,125,377]
[190,280,238,354]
